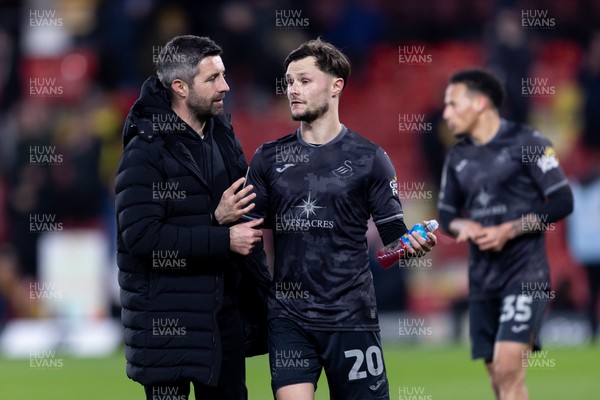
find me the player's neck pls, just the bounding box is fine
[470,112,501,145]
[299,112,342,145]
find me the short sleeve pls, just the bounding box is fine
[522,132,569,197]
[368,147,404,226]
[244,145,270,224]
[437,151,464,218]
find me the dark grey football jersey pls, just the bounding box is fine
[246,127,404,330]
[438,119,570,300]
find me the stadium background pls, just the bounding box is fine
[0,0,599,398]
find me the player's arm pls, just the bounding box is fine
[475,135,573,252]
[437,152,483,242]
[240,145,270,225]
[475,185,573,251]
[371,148,436,257]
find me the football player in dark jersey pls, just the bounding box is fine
[244,38,437,400]
[438,69,573,400]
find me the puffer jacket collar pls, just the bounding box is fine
[123,76,202,147]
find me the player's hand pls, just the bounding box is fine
[215,177,256,225]
[473,222,515,252]
[404,223,438,257]
[454,220,484,243]
[229,218,263,255]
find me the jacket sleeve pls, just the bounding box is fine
[115,139,230,261]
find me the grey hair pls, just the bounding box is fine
[155,35,222,90]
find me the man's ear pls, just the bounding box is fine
[171,79,188,99]
[332,77,344,98]
[473,93,488,112]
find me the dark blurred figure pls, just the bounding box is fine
[0,244,34,329]
[486,9,532,124]
[93,0,154,89]
[0,3,21,110]
[4,100,57,278]
[309,0,385,74]
[579,30,600,152]
[50,103,104,226]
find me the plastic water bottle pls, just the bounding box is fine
[376,220,439,269]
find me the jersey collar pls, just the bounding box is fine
[296,125,348,147]
[470,118,508,147]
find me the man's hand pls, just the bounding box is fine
[215,177,257,225]
[450,219,485,243]
[473,221,516,252]
[229,218,263,255]
[403,221,438,257]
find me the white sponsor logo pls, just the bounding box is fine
[332,160,353,178]
[276,163,295,172]
[511,324,529,334]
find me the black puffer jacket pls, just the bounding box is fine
[116,77,270,386]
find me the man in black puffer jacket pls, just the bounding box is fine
[115,35,270,400]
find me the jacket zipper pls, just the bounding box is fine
[208,273,219,384]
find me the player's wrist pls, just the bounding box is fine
[505,220,520,239]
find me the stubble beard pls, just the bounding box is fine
[291,101,330,123]
[187,91,223,122]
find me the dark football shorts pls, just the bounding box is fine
[268,317,389,400]
[469,292,548,362]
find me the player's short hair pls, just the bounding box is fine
[155,35,222,90]
[284,38,351,91]
[449,69,505,110]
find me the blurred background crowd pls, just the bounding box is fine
[0,0,599,349]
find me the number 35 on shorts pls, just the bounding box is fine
[499,294,532,323]
[344,346,384,381]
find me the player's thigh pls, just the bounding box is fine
[268,318,321,396]
[320,330,389,400]
[275,383,315,400]
[469,298,501,362]
[496,292,546,351]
